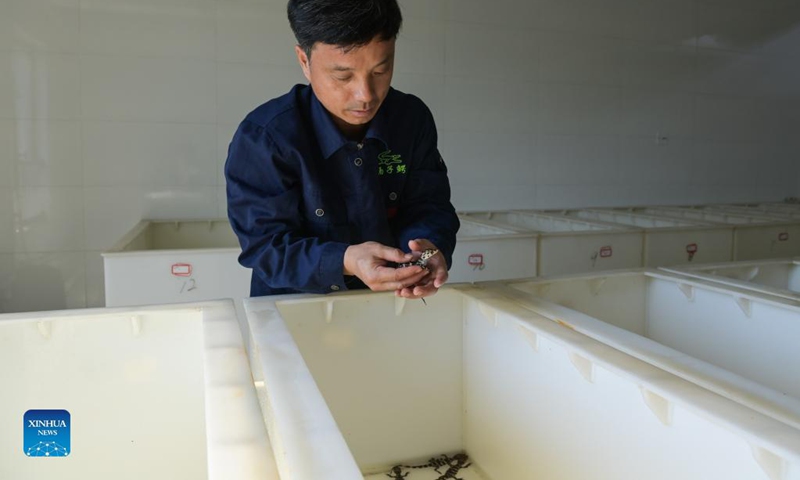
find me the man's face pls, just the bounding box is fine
[296,36,395,137]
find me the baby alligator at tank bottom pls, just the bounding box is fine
[386,453,472,480]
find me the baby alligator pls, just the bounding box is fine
[396,248,439,305]
[389,453,471,480]
[397,248,439,269]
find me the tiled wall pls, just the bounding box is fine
[438,0,800,211]
[1,0,799,312]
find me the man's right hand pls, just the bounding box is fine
[343,241,430,292]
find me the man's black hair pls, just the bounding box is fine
[287,0,403,56]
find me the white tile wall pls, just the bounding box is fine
[694,3,775,52]
[445,22,538,81]
[534,0,631,38]
[216,62,306,124]
[693,94,760,143]
[0,0,81,53]
[618,90,694,137]
[82,121,217,187]
[80,0,217,59]
[0,0,798,312]
[396,19,446,75]
[83,186,146,251]
[216,1,297,65]
[537,33,626,87]
[765,3,800,58]
[618,135,694,186]
[83,186,219,251]
[535,84,622,136]
[80,56,217,122]
[0,121,15,187]
[536,134,620,186]
[624,43,696,91]
[390,73,446,121]
[84,250,105,308]
[0,251,86,313]
[401,0,447,21]
[443,77,536,133]
[623,0,696,47]
[0,51,82,120]
[0,188,16,254]
[14,187,85,253]
[217,123,236,185]
[13,120,84,186]
[443,131,536,186]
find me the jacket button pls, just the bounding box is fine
[330,285,340,291]
[354,158,363,167]
[356,143,363,150]
[315,208,324,217]
[389,192,397,201]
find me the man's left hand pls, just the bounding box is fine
[395,239,448,300]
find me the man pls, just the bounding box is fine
[225,0,459,299]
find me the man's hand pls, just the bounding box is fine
[395,239,448,300]
[343,241,431,291]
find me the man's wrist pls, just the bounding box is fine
[342,245,355,276]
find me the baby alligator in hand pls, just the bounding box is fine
[397,249,438,269]
[396,248,439,305]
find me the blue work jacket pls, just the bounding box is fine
[225,84,459,297]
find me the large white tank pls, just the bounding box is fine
[242,285,800,480]
[0,300,278,480]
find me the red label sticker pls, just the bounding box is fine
[778,232,789,242]
[468,254,484,266]
[686,243,698,254]
[599,246,613,258]
[171,263,192,277]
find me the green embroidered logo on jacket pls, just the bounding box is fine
[377,150,407,176]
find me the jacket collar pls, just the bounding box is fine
[309,86,392,159]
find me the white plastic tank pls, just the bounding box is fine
[242,287,800,480]
[619,207,800,260]
[623,206,782,225]
[103,220,250,307]
[708,203,800,216]
[663,257,800,301]
[704,204,800,221]
[754,202,800,213]
[104,218,538,305]
[498,270,800,433]
[0,300,278,480]
[462,211,644,276]
[542,208,734,266]
[451,217,539,282]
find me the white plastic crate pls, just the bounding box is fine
[542,209,735,266]
[450,217,539,282]
[103,220,250,307]
[0,300,278,480]
[243,287,800,480]
[463,211,644,276]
